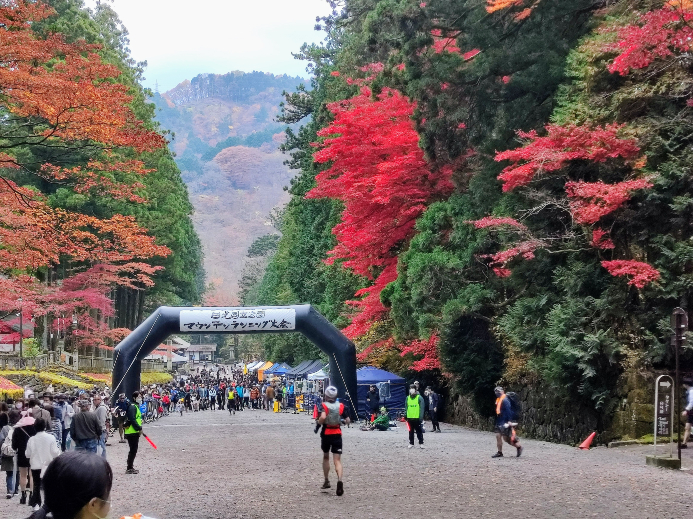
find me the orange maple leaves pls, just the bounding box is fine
[0,2,164,154]
[0,1,171,349]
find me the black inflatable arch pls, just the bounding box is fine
[111,305,358,418]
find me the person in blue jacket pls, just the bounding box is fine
[492,386,522,458]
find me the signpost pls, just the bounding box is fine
[653,375,674,459]
[672,307,688,461]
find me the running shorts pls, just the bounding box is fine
[320,434,343,454]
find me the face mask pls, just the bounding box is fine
[136,397,142,404]
[409,389,416,396]
[16,403,22,410]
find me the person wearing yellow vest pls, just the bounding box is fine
[492,386,522,458]
[317,385,350,496]
[406,385,425,449]
[124,391,143,474]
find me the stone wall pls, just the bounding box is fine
[446,369,665,446]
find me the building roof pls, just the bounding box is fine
[186,344,216,353]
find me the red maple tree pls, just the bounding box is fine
[308,86,454,340]
[475,122,657,285]
[606,1,693,76]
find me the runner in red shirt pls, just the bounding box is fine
[317,386,350,496]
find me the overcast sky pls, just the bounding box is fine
[85,0,330,91]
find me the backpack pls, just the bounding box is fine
[506,392,521,422]
[1,427,16,457]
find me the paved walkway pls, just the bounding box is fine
[3,409,693,519]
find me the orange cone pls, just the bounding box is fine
[579,432,596,450]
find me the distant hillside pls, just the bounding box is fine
[151,71,306,303]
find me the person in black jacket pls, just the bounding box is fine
[426,387,441,432]
[12,413,36,505]
[124,391,143,475]
[365,385,380,419]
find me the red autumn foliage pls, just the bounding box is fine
[399,334,441,371]
[431,29,461,54]
[591,229,615,249]
[607,3,693,76]
[463,49,481,61]
[495,124,640,191]
[601,260,660,289]
[308,87,453,339]
[565,178,653,224]
[483,240,543,277]
[356,334,441,372]
[468,216,527,232]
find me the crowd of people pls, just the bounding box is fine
[0,358,526,515]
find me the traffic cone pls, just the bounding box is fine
[579,432,596,450]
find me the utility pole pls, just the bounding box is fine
[18,298,23,360]
[672,307,688,461]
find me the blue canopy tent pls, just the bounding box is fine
[285,360,312,378]
[290,360,324,379]
[267,362,292,376]
[356,366,406,418]
[264,362,291,376]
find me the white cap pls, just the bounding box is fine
[324,386,338,401]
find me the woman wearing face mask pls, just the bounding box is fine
[26,451,112,519]
[123,392,143,475]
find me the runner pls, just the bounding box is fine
[209,386,217,411]
[317,385,350,496]
[492,386,523,458]
[227,385,236,415]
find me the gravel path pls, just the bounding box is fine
[3,408,692,519]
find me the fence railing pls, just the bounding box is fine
[0,351,167,374]
[77,357,113,372]
[0,352,59,370]
[142,359,166,372]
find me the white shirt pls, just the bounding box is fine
[25,431,60,475]
[62,403,75,429]
[686,387,693,412]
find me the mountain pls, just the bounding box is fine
[151,71,306,304]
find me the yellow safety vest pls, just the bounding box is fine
[406,395,421,419]
[124,404,142,435]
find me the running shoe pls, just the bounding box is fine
[125,468,139,474]
[321,480,331,489]
[516,446,523,458]
[491,452,503,458]
[408,444,414,449]
[336,481,344,496]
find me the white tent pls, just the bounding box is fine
[307,369,329,380]
[247,361,265,371]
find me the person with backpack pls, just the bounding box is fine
[1,410,20,499]
[492,386,523,458]
[316,385,350,496]
[12,411,37,505]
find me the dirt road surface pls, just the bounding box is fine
[3,408,692,519]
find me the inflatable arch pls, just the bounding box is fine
[111,305,358,418]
